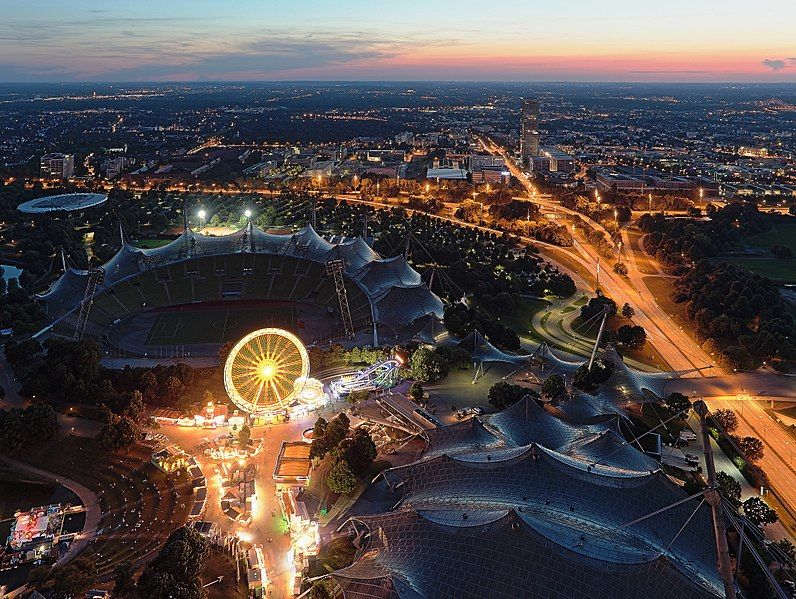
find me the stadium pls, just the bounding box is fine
[34,222,443,357]
[17,192,109,214]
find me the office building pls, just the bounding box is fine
[520,99,540,167]
[40,153,75,179]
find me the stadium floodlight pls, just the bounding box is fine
[245,209,252,219]
[198,209,206,220]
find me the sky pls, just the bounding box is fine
[0,0,794,83]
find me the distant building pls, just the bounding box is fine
[595,169,646,193]
[520,99,540,167]
[426,167,468,180]
[541,147,576,174]
[40,153,75,179]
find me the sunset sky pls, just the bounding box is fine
[1,0,794,82]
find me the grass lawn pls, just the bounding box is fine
[643,276,690,323]
[719,256,795,283]
[497,297,550,335]
[627,228,659,275]
[746,222,796,250]
[146,304,296,346]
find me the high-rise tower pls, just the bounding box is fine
[520,99,540,167]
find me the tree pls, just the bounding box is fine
[613,262,628,276]
[137,526,209,599]
[23,401,60,443]
[51,557,97,597]
[238,423,251,448]
[409,347,449,383]
[0,408,27,452]
[326,456,357,495]
[621,303,635,319]
[580,294,617,321]
[97,415,140,452]
[712,409,738,434]
[337,429,377,476]
[716,471,741,506]
[616,324,646,349]
[742,496,778,527]
[662,392,691,419]
[408,381,424,402]
[541,374,565,399]
[310,414,350,460]
[737,436,764,462]
[488,381,528,410]
[113,560,137,599]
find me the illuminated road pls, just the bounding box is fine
[477,135,796,525]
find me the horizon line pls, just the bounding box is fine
[1,79,795,86]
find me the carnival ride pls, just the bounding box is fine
[329,358,402,399]
[224,328,310,415]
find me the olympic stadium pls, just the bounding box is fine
[17,192,108,214]
[34,222,443,357]
[322,394,725,599]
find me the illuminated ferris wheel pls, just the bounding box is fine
[223,328,310,414]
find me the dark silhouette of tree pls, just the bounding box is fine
[736,436,764,462]
[541,374,565,399]
[742,496,778,527]
[712,409,738,434]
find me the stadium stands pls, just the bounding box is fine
[36,223,443,343]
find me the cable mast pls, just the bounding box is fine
[694,400,737,599]
[73,267,104,341]
[325,259,355,340]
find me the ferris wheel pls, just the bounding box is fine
[223,328,310,414]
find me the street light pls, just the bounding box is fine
[244,209,252,220]
[613,209,618,223]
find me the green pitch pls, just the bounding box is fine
[145,305,297,346]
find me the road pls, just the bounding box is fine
[476,135,796,527]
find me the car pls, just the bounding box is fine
[471,406,484,415]
[679,430,697,442]
[685,453,700,466]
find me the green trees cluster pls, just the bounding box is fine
[136,526,210,599]
[0,277,45,336]
[662,392,691,419]
[29,556,98,597]
[673,260,795,369]
[488,381,532,410]
[0,401,61,453]
[639,202,772,266]
[541,374,565,399]
[309,414,377,496]
[409,347,450,383]
[615,324,647,349]
[742,496,778,527]
[444,303,521,352]
[572,359,614,392]
[308,344,385,371]
[579,294,618,321]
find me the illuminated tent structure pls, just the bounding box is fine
[323,394,724,599]
[35,223,443,342]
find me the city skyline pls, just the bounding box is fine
[1,0,795,83]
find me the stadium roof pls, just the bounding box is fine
[37,222,442,334]
[327,395,723,599]
[17,193,108,214]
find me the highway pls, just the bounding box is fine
[477,135,796,523]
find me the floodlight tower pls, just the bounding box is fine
[325,259,355,339]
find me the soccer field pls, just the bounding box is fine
[145,305,297,346]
